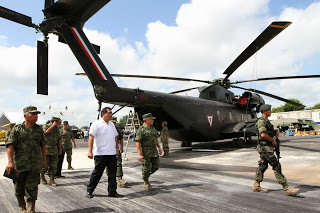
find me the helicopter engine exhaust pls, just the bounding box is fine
[238,92,265,110]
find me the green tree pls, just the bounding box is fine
[81,125,89,130]
[282,98,305,112]
[272,106,284,113]
[311,103,320,109]
[119,115,128,128]
[69,125,79,130]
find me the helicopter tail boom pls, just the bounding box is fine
[55,23,119,92]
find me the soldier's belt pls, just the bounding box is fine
[258,141,273,146]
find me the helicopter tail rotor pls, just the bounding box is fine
[0,6,34,28]
[37,41,49,95]
[36,0,55,95]
[0,1,55,95]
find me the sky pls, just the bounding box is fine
[0,0,319,127]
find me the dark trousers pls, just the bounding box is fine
[87,155,117,195]
[56,149,65,176]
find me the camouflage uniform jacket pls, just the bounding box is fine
[116,126,123,141]
[6,122,46,172]
[60,128,74,150]
[135,124,159,158]
[160,126,169,143]
[256,116,275,144]
[115,126,123,150]
[5,129,12,141]
[43,124,61,155]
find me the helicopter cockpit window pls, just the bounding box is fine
[217,111,221,120]
[225,93,232,103]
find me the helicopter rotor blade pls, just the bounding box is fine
[231,85,305,108]
[75,73,211,84]
[234,75,320,84]
[0,6,34,27]
[37,41,48,95]
[223,22,291,81]
[169,87,200,94]
[111,74,211,84]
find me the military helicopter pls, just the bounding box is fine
[1,0,319,147]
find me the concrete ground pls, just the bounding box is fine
[0,135,319,213]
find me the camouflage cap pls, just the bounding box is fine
[111,116,117,123]
[260,104,271,112]
[63,121,68,125]
[162,121,168,125]
[52,116,61,122]
[142,113,155,120]
[23,106,40,114]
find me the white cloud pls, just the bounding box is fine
[0,0,320,126]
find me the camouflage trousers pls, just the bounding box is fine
[41,155,58,176]
[162,141,169,156]
[142,156,160,179]
[64,148,72,163]
[255,144,287,184]
[106,153,124,177]
[15,170,40,201]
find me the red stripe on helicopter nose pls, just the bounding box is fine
[69,27,107,80]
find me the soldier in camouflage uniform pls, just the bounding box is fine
[4,123,16,143]
[160,121,169,158]
[41,116,62,187]
[56,121,77,177]
[5,106,46,213]
[106,117,128,186]
[253,104,300,196]
[135,113,162,191]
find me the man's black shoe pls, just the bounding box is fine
[86,192,93,198]
[108,193,124,198]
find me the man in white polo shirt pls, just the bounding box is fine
[86,107,123,198]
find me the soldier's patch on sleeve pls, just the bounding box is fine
[256,119,267,134]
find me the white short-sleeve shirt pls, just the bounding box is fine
[89,118,118,156]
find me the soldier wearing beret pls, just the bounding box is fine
[253,104,300,196]
[135,113,162,190]
[56,121,77,178]
[105,117,128,186]
[41,116,62,186]
[161,121,169,158]
[5,106,46,213]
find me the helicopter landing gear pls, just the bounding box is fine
[232,138,246,148]
[181,141,192,147]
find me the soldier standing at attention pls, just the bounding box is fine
[106,117,128,186]
[41,117,62,186]
[161,121,169,158]
[5,106,46,213]
[56,121,77,178]
[135,113,162,191]
[253,104,300,196]
[4,123,16,142]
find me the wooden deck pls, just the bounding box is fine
[1,137,320,212]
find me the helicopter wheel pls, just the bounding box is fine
[231,139,236,147]
[237,138,246,148]
[244,136,252,144]
[181,141,192,147]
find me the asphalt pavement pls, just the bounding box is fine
[0,135,319,212]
